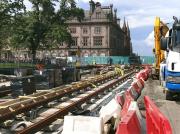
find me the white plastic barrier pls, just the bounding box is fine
[62,116,103,134]
[99,99,121,124]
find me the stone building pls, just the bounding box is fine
[0,0,132,60]
[51,0,132,57]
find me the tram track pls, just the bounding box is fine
[0,70,134,134]
[16,71,134,134]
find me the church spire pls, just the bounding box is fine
[122,17,127,32]
[126,21,130,37]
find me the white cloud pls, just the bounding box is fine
[145,31,154,47]
[77,0,180,28]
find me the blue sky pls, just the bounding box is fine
[25,0,180,56]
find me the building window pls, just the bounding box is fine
[72,37,78,46]
[83,28,88,34]
[93,36,103,46]
[70,27,76,34]
[83,37,88,46]
[96,12,101,19]
[94,27,101,34]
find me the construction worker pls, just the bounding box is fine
[92,59,96,65]
[121,64,125,76]
[115,65,124,76]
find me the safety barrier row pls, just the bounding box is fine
[116,98,143,134]
[115,70,146,134]
[135,66,151,81]
[116,110,141,134]
[144,96,172,134]
[116,67,172,134]
[115,78,145,107]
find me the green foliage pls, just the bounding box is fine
[0,0,84,60]
[0,0,25,49]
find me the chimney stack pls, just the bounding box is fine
[89,0,95,15]
[96,2,101,7]
[114,8,117,20]
[110,4,113,20]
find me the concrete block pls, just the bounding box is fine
[99,99,121,124]
[62,116,103,134]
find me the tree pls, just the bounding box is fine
[51,0,84,47]
[0,0,25,59]
[11,0,84,62]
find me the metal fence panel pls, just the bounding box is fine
[80,56,154,65]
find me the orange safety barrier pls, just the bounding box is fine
[116,110,141,134]
[144,96,172,134]
[120,91,134,117]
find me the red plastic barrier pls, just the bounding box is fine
[141,71,148,81]
[127,86,139,100]
[136,79,144,89]
[138,78,144,88]
[144,96,172,134]
[116,110,141,134]
[135,71,145,81]
[131,81,141,94]
[120,91,134,117]
[136,70,149,81]
[135,72,141,79]
[144,69,149,77]
[115,92,125,107]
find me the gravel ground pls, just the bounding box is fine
[138,78,165,106]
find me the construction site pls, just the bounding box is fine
[1,0,180,134]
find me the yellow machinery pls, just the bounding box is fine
[152,17,169,78]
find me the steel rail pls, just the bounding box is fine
[17,71,134,134]
[0,86,11,98]
[0,72,117,122]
